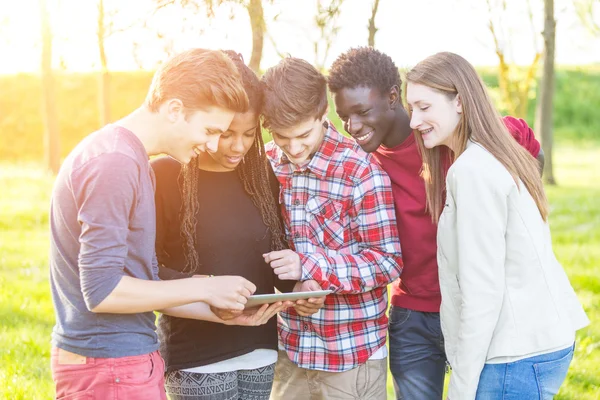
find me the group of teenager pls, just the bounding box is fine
[49,45,589,400]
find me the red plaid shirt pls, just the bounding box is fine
[266,123,403,372]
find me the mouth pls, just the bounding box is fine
[288,151,305,159]
[419,128,433,137]
[225,155,243,164]
[354,130,374,144]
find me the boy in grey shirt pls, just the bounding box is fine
[49,49,283,399]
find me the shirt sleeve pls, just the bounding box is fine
[502,116,540,158]
[299,164,403,294]
[446,163,508,400]
[71,153,139,311]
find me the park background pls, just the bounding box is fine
[0,0,599,398]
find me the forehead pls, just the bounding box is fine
[273,117,319,139]
[334,86,385,109]
[406,83,442,104]
[189,106,234,130]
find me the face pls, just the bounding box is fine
[270,116,327,165]
[406,82,461,149]
[333,86,398,153]
[202,110,258,171]
[164,102,235,164]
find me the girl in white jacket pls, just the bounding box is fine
[405,52,589,400]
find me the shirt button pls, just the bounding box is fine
[294,199,300,206]
[304,324,310,331]
[294,232,300,238]
[115,377,120,383]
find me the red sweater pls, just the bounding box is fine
[373,116,541,312]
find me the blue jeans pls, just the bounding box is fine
[475,344,575,400]
[389,306,447,400]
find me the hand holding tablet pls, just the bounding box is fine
[244,290,332,308]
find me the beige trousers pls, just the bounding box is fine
[270,350,388,400]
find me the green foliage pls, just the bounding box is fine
[2,66,600,163]
[1,144,599,399]
[479,66,600,142]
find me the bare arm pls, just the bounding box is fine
[91,275,256,314]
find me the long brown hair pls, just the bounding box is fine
[179,51,287,273]
[406,52,548,223]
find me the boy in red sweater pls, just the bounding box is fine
[328,47,543,399]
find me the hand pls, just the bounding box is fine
[196,275,256,311]
[292,280,327,316]
[263,249,302,280]
[210,306,243,321]
[222,301,290,326]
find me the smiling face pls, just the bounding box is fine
[406,82,462,150]
[199,110,258,171]
[163,102,235,165]
[270,116,327,165]
[333,86,398,153]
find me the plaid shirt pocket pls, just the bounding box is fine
[305,196,345,250]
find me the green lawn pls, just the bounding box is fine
[1,144,599,399]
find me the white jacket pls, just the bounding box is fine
[437,141,589,400]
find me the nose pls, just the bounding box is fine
[347,115,363,135]
[409,111,422,130]
[231,136,244,153]
[206,135,220,153]
[287,139,301,155]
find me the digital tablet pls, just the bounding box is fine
[245,290,332,308]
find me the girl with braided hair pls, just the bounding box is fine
[151,51,321,400]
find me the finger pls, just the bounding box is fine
[240,286,253,298]
[243,280,257,294]
[294,299,307,306]
[277,272,298,280]
[262,250,288,263]
[269,258,290,268]
[282,301,294,309]
[229,301,245,311]
[308,297,326,304]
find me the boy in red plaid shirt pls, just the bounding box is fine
[261,57,403,400]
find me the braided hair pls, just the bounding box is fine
[180,51,287,273]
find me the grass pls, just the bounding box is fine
[1,144,599,399]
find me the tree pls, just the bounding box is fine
[535,0,557,184]
[158,0,268,73]
[485,0,542,119]
[97,0,111,126]
[40,0,60,174]
[367,0,380,47]
[313,0,345,71]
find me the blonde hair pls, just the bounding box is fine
[406,52,548,223]
[145,48,249,115]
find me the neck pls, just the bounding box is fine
[382,107,413,148]
[115,107,167,157]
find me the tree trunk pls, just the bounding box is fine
[246,0,264,74]
[367,0,380,47]
[40,0,60,174]
[535,0,556,184]
[98,0,110,126]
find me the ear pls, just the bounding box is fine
[389,85,400,110]
[455,94,463,114]
[164,98,185,123]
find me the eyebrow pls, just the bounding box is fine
[206,127,225,134]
